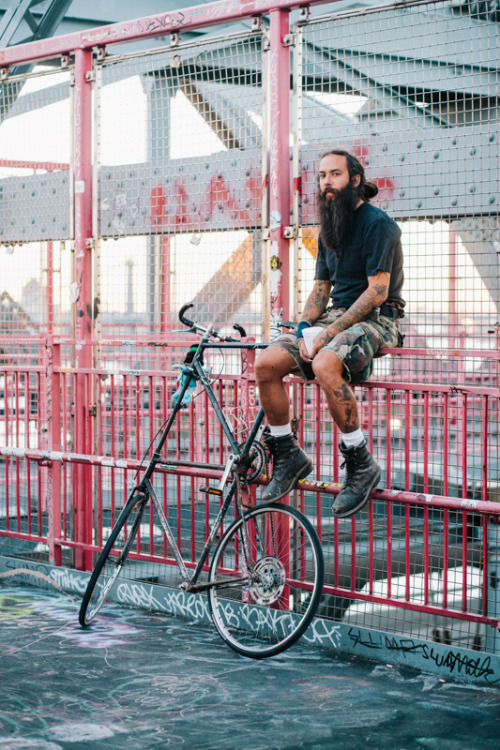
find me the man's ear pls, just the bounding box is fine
[351,174,361,188]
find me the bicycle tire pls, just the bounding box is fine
[208,503,324,658]
[79,494,147,626]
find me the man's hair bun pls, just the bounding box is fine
[363,181,379,200]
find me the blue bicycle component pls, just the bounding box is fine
[172,366,198,406]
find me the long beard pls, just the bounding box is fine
[317,182,358,256]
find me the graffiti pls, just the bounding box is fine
[116,581,164,611]
[136,12,186,36]
[0,560,88,600]
[303,618,342,649]
[348,628,500,685]
[113,578,342,651]
[0,594,36,622]
[49,568,87,595]
[148,165,261,232]
[159,587,211,622]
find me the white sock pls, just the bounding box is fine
[269,423,292,437]
[341,428,365,448]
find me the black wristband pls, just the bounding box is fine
[296,321,311,340]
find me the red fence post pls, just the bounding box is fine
[73,48,94,570]
[268,8,291,336]
[46,335,62,566]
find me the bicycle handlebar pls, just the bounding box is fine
[178,303,247,342]
[178,302,196,329]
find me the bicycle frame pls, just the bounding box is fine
[129,331,268,593]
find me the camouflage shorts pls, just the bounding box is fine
[274,308,402,385]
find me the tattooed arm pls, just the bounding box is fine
[308,271,390,358]
[300,280,332,325]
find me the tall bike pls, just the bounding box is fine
[79,304,324,658]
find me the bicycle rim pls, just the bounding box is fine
[208,504,324,658]
[79,496,147,626]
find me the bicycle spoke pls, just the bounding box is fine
[208,504,324,658]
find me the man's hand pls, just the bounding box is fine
[308,328,333,359]
[298,338,311,361]
[300,328,334,360]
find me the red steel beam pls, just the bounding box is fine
[0,0,334,66]
[72,48,94,571]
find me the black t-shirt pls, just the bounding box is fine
[314,202,405,312]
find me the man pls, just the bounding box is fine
[255,148,405,517]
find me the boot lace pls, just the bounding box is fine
[341,455,358,488]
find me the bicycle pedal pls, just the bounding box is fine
[199,486,223,497]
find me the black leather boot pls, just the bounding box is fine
[262,434,313,504]
[332,441,381,518]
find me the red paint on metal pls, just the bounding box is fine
[268,8,291,327]
[0,0,340,66]
[0,159,69,170]
[73,49,94,571]
[46,337,62,565]
[149,167,262,230]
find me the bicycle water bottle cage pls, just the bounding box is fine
[172,365,197,406]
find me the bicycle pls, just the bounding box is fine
[79,304,324,658]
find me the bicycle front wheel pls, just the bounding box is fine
[79,493,147,626]
[208,504,324,658]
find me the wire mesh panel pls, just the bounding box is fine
[0,64,73,560]
[294,0,500,649]
[93,33,264,375]
[0,64,73,341]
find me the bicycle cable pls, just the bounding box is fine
[133,416,170,481]
[132,341,224,477]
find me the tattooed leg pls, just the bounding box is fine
[312,350,360,432]
[255,345,297,425]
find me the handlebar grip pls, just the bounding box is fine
[179,303,195,328]
[233,323,247,338]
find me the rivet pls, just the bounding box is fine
[451,198,457,206]
[433,151,440,159]
[433,187,440,195]
[490,195,496,204]
[468,184,476,193]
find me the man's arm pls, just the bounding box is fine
[300,279,332,325]
[309,270,390,358]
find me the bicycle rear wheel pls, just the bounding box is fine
[208,504,324,658]
[79,493,148,626]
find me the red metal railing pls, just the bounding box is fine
[1,341,499,636]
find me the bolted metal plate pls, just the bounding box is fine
[0,170,71,243]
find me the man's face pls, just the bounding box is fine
[318,154,352,199]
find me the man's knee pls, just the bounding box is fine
[312,350,345,385]
[255,347,294,384]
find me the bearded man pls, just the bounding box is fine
[255,148,405,517]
